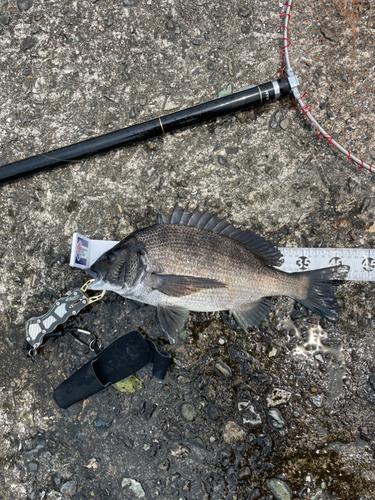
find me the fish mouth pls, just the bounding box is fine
[85,268,98,279]
[85,268,105,290]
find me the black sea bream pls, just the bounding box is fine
[88,205,349,341]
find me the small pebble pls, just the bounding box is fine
[165,20,175,31]
[20,37,37,51]
[268,347,278,357]
[266,388,291,407]
[1,16,11,25]
[279,119,289,130]
[359,197,371,213]
[270,110,283,129]
[129,107,136,118]
[223,421,246,444]
[121,478,146,497]
[164,98,179,111]
[60,481,77,496]
[238,7,251,18]
[215,360,232,377]
[217,85,232,98]
[266,478,292,500]
[268,408,286,429]
[28,462,38,471]
[207,60,214,71]
[217,155,227,166]
[139,96,147,106]
[206,403,221,422]
[241,26,250,35]
[17,0,33,11]
[179,403,196,422]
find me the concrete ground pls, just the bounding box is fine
[0,0,374,499]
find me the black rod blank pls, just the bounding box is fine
[0,77,291,183]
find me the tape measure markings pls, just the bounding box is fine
[278,247,375,281]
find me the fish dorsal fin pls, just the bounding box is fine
[156,205,282,266]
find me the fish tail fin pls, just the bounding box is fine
[294,265,349,323]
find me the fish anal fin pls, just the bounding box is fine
[153,274,227,297]
[157,305,189,342]
[233,298,274,332]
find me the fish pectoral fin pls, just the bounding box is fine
[157,305,189,342]
[233,298,274,332]
[152,274,226,298]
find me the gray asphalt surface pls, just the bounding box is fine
[0,1,374,499]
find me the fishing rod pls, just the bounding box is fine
[1,1,371,182]
[0,77,295,183]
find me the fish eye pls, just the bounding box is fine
[105,253,116,264]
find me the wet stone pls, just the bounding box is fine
[223,421,246,444]
[268,408,286,430]
[217,155,227,166]
[266,478,292,500]
[310,393,324,407]
[60,481,77,496]
[179,403,196,422]
[225,147,238,155]
[256,434,272,455]
[360,197,371,213]
[207,60,214,71]
[1,16,11,25]
[17,0,33,11]
[238,401,262,427]
[279,119,289,130]
[214,360,231,377]
[248,488,261,500]
[238,7,251,18]
[165,20,175,31]
[238,466,251,479]
[170,443,190,458]
[129,107,136,118]
[121,478,146,498]
[266,388,291,407]
[270,110,283,129]
[28,461,38,471]
[20,37,37,51]
[93,418,113,434]
[206,403,221,422]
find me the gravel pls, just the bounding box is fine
[0,0,374,498]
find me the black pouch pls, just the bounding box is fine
[54,330,170,409]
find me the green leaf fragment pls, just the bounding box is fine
[113,375,143,393]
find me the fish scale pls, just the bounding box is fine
[135,224,289,310]
[88,205,349,340]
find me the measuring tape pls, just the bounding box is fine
[70,234,374,282]
[278,247,375,281]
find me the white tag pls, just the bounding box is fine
[70,234,375,281]
[70,233,118,270]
